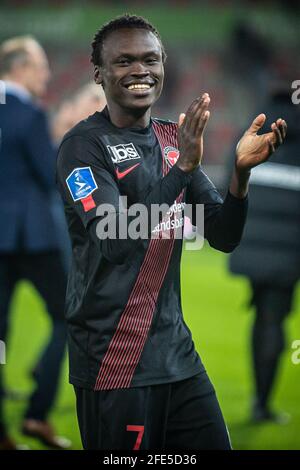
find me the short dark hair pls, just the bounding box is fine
[91,14,167,67]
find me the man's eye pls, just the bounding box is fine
[118,59,130,65]
[146,58,158,64]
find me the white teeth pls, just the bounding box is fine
[127,84,151,90]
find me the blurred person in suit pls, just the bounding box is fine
[0,36,70,449]
[51,82,106,145]
[229,85,300,423]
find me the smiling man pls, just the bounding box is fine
[56,15,286,450]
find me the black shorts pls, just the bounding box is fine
[74,371,231,450]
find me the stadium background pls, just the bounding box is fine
[1,0,299,449]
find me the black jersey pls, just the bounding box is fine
[57,107,248,391]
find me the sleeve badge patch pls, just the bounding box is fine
[66,167,98,202]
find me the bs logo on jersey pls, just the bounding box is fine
[107,143,141,164]
[164,146,180,168]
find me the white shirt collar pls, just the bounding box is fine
[3,80,31,103]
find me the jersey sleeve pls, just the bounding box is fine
[57,134,120,228]
[186,165,248,253]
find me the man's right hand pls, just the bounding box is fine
[176,93,211,173]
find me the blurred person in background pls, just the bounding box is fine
[52,82,106,145]
[0,35,70,449]
[229,84,300,423]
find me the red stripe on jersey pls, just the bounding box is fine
[94,121,182,391]
[81,194,96,212]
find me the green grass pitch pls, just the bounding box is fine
[3,244,300,449]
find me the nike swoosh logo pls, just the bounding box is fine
[115,163,140,180]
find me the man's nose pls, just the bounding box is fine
[130,62,149,76]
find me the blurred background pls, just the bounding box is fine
[0,0,299,450]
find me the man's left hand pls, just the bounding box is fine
[236,113,287,172]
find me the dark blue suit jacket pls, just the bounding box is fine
[0,91,60,252]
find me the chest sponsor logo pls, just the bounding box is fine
[66,167,98,201]
[164,146,179,168]
[107,143,141,164]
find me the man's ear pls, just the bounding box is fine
[94,66,103,85]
